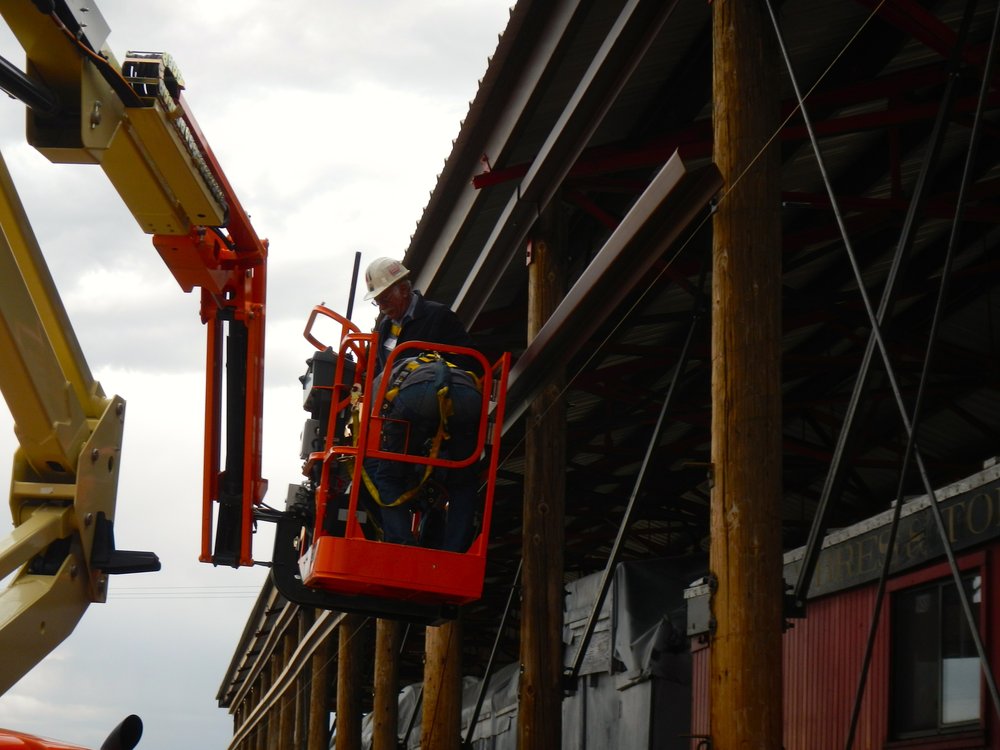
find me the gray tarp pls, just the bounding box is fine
[360,558,694,749]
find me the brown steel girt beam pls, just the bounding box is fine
[453,0,686,326]
[854,0,992,69]
[471,121,712,190]
[474,86,962,193]
[781,436,906,470]
[949,400,1000,441]
[561,519,682,566]
[792,411,878,496]
[795,61,950,111]
[472,97,996,226]
[565,188,620,230]
[569,343,699,379]
[468,58,982,196]
[565,449,710,503]
[781,190,1000,223]
[782,90,1000,140]
[501,152,722,430]
[782,206,894,260]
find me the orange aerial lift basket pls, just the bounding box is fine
[270,306,509,623]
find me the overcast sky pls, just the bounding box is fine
[0,2,512,748]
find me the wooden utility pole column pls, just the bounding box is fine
[307,615,333,750]
[278,625,297,748]
[423,619,463,749]
[710,1,783,749]
[295,609,315,749]
[335,614,365,750]
[372,619,402,750]
[518,216,566,749]
[265,655,278,749]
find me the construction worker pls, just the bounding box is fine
[362,257,482,552]
[364,256,478,375]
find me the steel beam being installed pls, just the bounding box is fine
[452,0,685,327]
[502,150,722,430]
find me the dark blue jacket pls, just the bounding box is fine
[374,292,478,375]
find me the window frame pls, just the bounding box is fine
[885,550,987,748]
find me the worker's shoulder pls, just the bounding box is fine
[412,294,462,325]
[413,293,450,315]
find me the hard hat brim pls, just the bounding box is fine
[363,267,410,300]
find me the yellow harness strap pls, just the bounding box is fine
[362,352,480,509]
[367,383,450,508]
[368,355,449,507]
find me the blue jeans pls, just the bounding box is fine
[374,372,481,552]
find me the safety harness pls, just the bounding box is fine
[360,352,480,509]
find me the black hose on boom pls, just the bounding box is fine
[0,53,59,116]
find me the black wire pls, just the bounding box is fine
[463,559,522,746]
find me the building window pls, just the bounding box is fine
[891,572,982,738]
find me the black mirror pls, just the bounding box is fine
[100,715,143,750]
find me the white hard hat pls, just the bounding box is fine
[363,257,411,300]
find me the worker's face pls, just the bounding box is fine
[374,281,410,320]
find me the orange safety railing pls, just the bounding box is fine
[297,304,509,605]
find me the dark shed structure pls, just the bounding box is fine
[219,1,1000,748]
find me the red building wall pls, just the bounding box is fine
[690,547,995,749]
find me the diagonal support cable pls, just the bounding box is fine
[784,0,956,605]
[839,4,1000,746]
[463,559,522,748]
[788,0,959,612]
[766,0,1000,730]
[564,262,708,685]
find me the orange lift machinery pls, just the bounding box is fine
[270,306,510,624]
[0,0,509,746]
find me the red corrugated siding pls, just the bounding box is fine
[690,545,999,749]
[691,641,710,742]
[782,585,886,749]
[689,585,889,748]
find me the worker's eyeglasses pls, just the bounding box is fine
[371,286,396,307]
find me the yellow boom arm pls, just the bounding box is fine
[0,147,144,694]
[0,0,268,699]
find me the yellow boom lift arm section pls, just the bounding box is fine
[0,0,269,700]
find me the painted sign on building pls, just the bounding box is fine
[783,469,1000,599]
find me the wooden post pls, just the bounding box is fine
[279,627,296,749]
[335,614,365,750]
[710,1,783,748]
[267,653,280,749]
[372,619,402,750]
[423,620,463,749]
[307,618,332,750]
[258,674,269,750]
[518,215,566,749]
[252,677,266,750]
[296,609,314,749]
